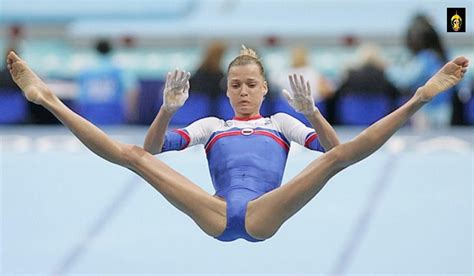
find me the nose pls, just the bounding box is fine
[239,87,249,97]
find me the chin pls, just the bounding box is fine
[237,108,254,116]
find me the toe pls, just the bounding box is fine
[7,51,21,62]
[452,56,468,66]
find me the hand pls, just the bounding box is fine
[282,74,317,115]
[162,69,191,113]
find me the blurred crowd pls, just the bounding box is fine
[1,14,473,127]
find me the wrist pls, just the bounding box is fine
[303,107,319,117]
[160,105,176,116]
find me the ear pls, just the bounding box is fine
[262,81,268,96]
[226,89,230,98]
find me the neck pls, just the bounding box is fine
[233,113,262,121]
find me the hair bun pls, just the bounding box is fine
[240,45,260,60]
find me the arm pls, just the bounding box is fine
[143,69,191,154]
[282,74,340,151]
[143,107,175,154]
[304,109,340,150]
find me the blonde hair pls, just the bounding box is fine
[228,45,265,77]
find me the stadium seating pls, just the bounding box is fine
[137,79,165,125]
[337,94,392,125]
[171,92,210,126]
[0,90,27,124]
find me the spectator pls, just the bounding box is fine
[387,14,452,128]
[329,43,400,123]
[77,39,138,124]
[271,46,333,103]
[189,41,227,117]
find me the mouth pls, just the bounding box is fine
[239,100,250,105]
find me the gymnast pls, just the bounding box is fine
[6,47,468,242]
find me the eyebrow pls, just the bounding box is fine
[230,78,258,82]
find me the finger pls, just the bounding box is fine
[165,72,172,89]
[282,89,293,102]
[180,71,191,87]
[174,70,186,94]
[173,70,183,90]
[185,71,191,82]
[297,74,307,95]
[172,68,179,86]
[184,81,190,97]
[289,74,298,95]
[177,70,184,85]
[293,74,303,93]
[306,80,311,95]
[299,75,307,94]
[172,70,186,95]
[300,75,306,91]
[177,70,184,84]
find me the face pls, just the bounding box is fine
[226,64,267,118]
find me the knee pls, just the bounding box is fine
[121,144,148,169]
[245,221,278,241]
[325,144,352,170]
[245,211,280,240]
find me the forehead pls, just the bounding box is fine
[228,64,263,80]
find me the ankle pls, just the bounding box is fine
[414,86,432,103]
[40,89,59,107]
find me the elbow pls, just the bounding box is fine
[330,139,341,150]
[143,143,160,155]
[324,139,341,152]
[142,142,152,153]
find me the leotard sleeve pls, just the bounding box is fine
[272,112,325,152]
[161,117,223,152]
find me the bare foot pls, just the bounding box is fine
[6,51,54,105]
[417,56,469,102]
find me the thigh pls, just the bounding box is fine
[245,148,343,239]
[128,146,227,237]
